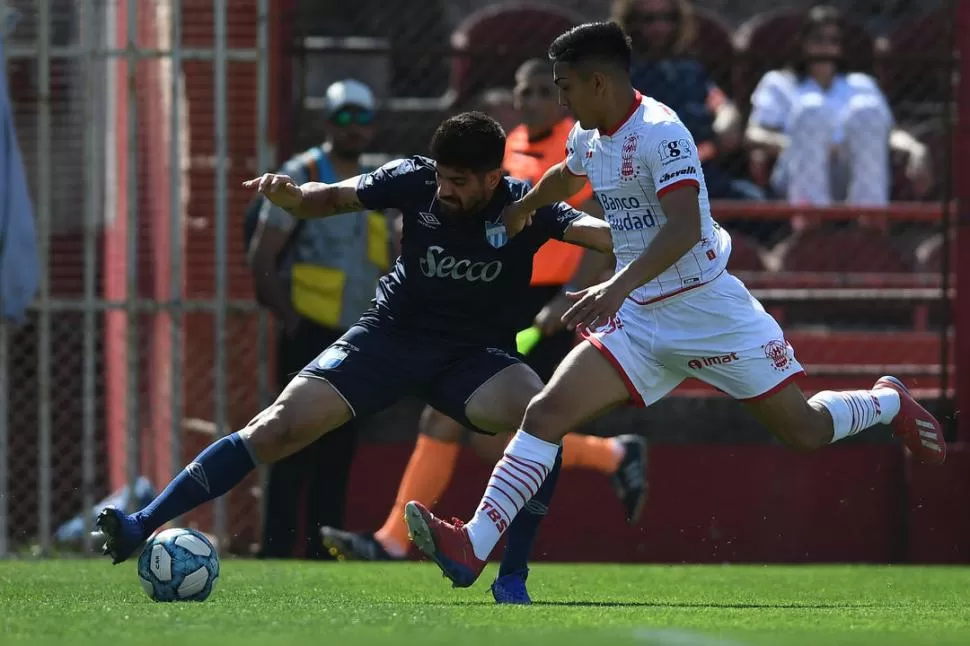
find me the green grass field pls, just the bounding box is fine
[2,560,968,645]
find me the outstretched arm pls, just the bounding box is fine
[242,174,365,220]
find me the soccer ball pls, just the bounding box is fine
[137,528,220,602]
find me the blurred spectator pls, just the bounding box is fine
[503,58,608,349]
[745,4,931,208]
[614,0,763,201]
[467,87,518,132]
[246,79,392,559]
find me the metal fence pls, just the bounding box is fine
[0,0,272,556]
[0,0,960,557]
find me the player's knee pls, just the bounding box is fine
[240,403,292,462]
[521,391,569,443]
[241,377,352,463]
[464,366,542,435]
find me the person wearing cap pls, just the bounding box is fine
[247,79,391,559]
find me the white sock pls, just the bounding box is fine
[464,430,560,561]
[810,388,901,443]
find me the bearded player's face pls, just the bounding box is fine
[434,165,502,216]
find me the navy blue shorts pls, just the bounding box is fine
[298,322,523,433]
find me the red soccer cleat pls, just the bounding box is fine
[875,376,946,464]
[404,501,486,588]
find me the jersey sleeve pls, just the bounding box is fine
[563,122,588,177]
[532,200,584,241]
[259,158,310,234]
[355,157,426,210]
[645,120,702,198]
[749,70,792,130]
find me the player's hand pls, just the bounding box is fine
[242,173,304,210]
[534,292,571,336]
[561,278,627,332]
[501,200,534,238]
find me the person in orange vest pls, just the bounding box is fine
[319,60,648,594]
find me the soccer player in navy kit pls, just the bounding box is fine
[94,112,612,600]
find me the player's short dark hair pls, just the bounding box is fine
[547,21,632,73]
[430,112,506,174]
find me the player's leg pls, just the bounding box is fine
[407,321,680,589]
[321,405,463,561]
[461,361,558,604]
[96,376,352,564]
[673,274,946,461]
[461,343,629,569]
[527,326,648,525]
[261,320,359,559]
[408,349,554,594]
[467,422,646,524]
[96,325,415,564]
[745,377,945,462]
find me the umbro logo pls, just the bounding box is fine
[524,499,549,515]
[186,462,210,493]
[418,211,441,229]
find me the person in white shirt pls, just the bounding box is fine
[745,4,930,206]
[402,20,947,592]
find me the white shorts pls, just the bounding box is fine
[586,272,804,406]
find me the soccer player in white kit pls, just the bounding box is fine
[403,21,948,591]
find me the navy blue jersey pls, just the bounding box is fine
[355,155,583,348]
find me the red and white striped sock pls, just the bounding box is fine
[810,388,900,442]
[464,430,560,561]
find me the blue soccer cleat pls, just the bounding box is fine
[491,568,531,605]
[95,506,147,564]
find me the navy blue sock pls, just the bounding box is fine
[498,445,563,577]
[135,432,257,536]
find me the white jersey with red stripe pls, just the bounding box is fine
[564,91,731,305]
